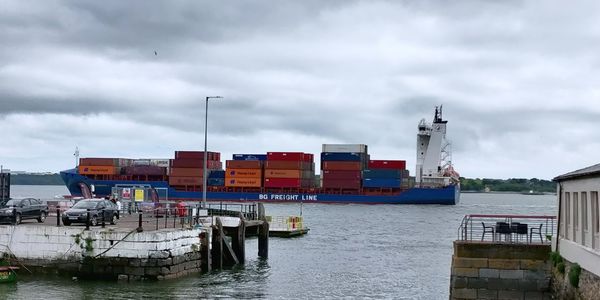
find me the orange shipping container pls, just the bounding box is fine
[169,168,204,177]
[226,168,262,178]
[169,176,203,186]
[264,169,302,179]
[225,177,262,188]
[79,165,118,175]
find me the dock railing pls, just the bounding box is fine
[457,214,557,244]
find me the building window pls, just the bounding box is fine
[582,192,588,231]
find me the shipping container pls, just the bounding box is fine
[78,165,118,175]
[150,159,171,167]
[170,159,222,169]
[225,178,262,188]
[321,179,361,189]
[118,158,133,167]
[368,160,406,170]
[79,158,117,166]
[321,161,362,171]
[362,169,402,179]
[132,159,152,166]
[233,154,268,161]
[175,151,220,161]
[264,161,312,170]
[267,152,306,161]
[168,176,203,186]
[208,178,225,186]
[264,178,302,188]
[264,169,302,179]
[322,170,362,180]
[226,168,262,178]
[123,165,166,176]
[226,160,262,169]
[362,178,402,188]
[303,153,314,162]
[320,152,365,162]
[322,144,368,153]
[208,170,226,178]
[169,168,204,177]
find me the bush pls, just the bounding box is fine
[557,262,565,274]
[569,263,581,288]
[550,252,563,267]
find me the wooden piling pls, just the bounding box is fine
[200,231,211,273]
[231,217,246,264]
[211,218,224,269]
[258,217,269,259]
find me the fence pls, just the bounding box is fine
[457,214,557,244]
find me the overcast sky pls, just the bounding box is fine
[1,0,599,179]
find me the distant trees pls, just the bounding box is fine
[460,177,555,193]
[10,174,63,185]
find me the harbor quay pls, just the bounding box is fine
[0,204,270,282]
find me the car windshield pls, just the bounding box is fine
[72,201,100,209]
[4,200,19,207]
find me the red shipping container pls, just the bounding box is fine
[79,158,117,166]
[226,160,262,169]
[322,170,361,180]
[123,165,166,176]
[170,159,221,169]
[368,160,406,170]
[168,176,203,186]
[175,151,221,160]
[264,178,302,188]
[322,179,361,189]
[302,153,314,162]
[321,161,362,171]
[267,152,305,161]
[264,161,309,170]
[169,168,204,177]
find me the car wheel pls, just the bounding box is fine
[37,211,47,223]
[110,214,118,225]
[63,219,71,226]
[14,213,21,225]
[90,216,98,226]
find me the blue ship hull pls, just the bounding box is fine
[60,169,459,205]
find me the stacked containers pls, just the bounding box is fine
[320,144,368,189]
[225,154,264,188]
[168,151,222,187]
[79,158,129,176]
[363,160,407,188]
[207,170,225,187]
[264,152,314,188]
[123,158,168,176]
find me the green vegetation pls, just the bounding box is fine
[568,263,581,288]
[9,174,63,185]
[550,251,563,267]
[557,262,566,274]
[460,177,555,193]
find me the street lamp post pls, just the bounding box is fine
[203,96,223,209]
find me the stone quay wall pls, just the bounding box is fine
[551,259,600,300]
[450,241,552,300]
[0,225,209,281]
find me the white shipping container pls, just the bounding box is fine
[322,144,368,153]
[150,159,170,167]
[132,159,152,166]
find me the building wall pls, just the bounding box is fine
[557,177,600,277]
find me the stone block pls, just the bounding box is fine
[497,290,523,300]
[124,266,145,276]
[488,259,520,270]
[453,267,479,278]
[467,277,488,289]
[519,259,546,270]
[499,269,523,280]
[451,288,477,299]
[518,279,539,291]
[145,267,160,276]
[453,257,488,268]
[479,268,499,278]
[488,278,520,291]
[160,267,170,275]
[476,289,498,299]
[523,270,546,281]
[523,291,545,300]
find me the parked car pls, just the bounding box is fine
[62,199,119,226]
[0,198,49,224]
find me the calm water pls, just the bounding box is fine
[3,186,556,299]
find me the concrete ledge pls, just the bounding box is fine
[453,241,551,260]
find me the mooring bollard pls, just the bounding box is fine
[56,206,61,227]
[85,209,90,230]
[101,209,105,228]
[136,212,143,232]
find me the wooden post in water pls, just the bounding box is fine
[211,217,224,270]
[200,230,211,273]
[258,217,269,259]
[231,214,246,264]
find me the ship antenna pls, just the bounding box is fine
[74,146,80,167]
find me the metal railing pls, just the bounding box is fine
[267,216,304,231]
[457,214,557,244]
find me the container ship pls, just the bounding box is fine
[60,107,460,204]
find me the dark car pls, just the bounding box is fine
[0,198,49,224]
[62,199,119,226]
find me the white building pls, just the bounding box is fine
[554,163,600,276]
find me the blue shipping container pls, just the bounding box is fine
[362,169,402,179]
[208,170,226,179]
[208,178,225,186]
[321,152,364,162]
[362,178,402,188]
[233,154,268,161]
